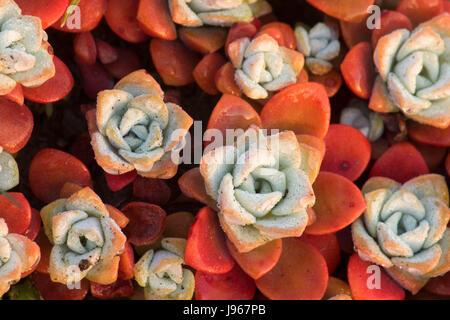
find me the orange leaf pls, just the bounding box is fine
[305,0,375,23]
[0,98,33,153]
[347,253,405,300]
[137,0,177,41]
[23,56,74,103]
[150,39,201,86]
[261,82,330,138]
[321,124,371,181]
[306,171,366,235]
[226,239,282,280]
[29,148,92,203]
[193,53,226,95]
[105,0,148,43]
[340,42,375,99]
[179,27,227,54]
[255,238,329,300]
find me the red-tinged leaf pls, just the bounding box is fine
[70,132,95,166]
[309,69,343,98]
[193,53,226,95]
[59,182,82,199]
[29,148,92,203]
[340,42,375,99]
[77,60,114,99]
[215,62,242,96]
[226,239,282,280]
[150,39,201,86]
[251,17,262,30]
[297,68,309,84]
[23,208,41,241]
[178,168,216,208]
[396,0,444,26]
[321,124,371,181]
[369,142,429,183]
[347,253,405,300]
[91,279,134,299]
[106,204,130,230]
[225,22,258,52]
[104,47,142,79]
[413,142,447,170]
[185,207,235,274]
[425,273,450,296]
[340,18,372,48]
[105,171,137,192]
[23,56,74,103]
[74,32,97,65]
[261,82,331,138]
[336,225,355,255]
[258,22,296,49]
[105,0,149,43]
[306,172,366,235]
[195,265,256,300]
[164,211,195,239]
[0,193,31,234]
[300,233,341,274]
[132,176,171,206]
[15,0,70,29]
[35,231,52,274]
[407,121,450,147]
[446,152,450,177]
[207,94,261,139]
[53,0,107,33]
[163,89,181,105]
[137,0,177,41]
[371,11,412,47]
[256,238,329,300]
[118,242,135,280]
[3,84,24,105]
[32,271,90,300]
[80,103,96,115]
[96,40,118,65]
[179,27,228,54]
[121,202,166,246]
[0,98,33,153]
[305,0,375,23]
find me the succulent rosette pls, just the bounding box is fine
[370,13,450,129]
[169,0,272,27]
[134,237,194,300]
[352,174,450,293]
[40,187,127,285]
[87,70,193,179]
[295,22,341,75]
[200,126,322,253]
[0,0,55,95]
[0,218,40,297]
[0,148,18,191]
[340,99,384,142]
[227,33,304,99]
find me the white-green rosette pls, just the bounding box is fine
[0,148,18,191]
[134,238,195,300]
[200,126,316,253]
[295,22,340,75]
[370,14,450,129]
[168,0,272,27]
[228,33,303,99]
[352,175,450,293]
[340,99,384,142]
[0,0,55,95]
